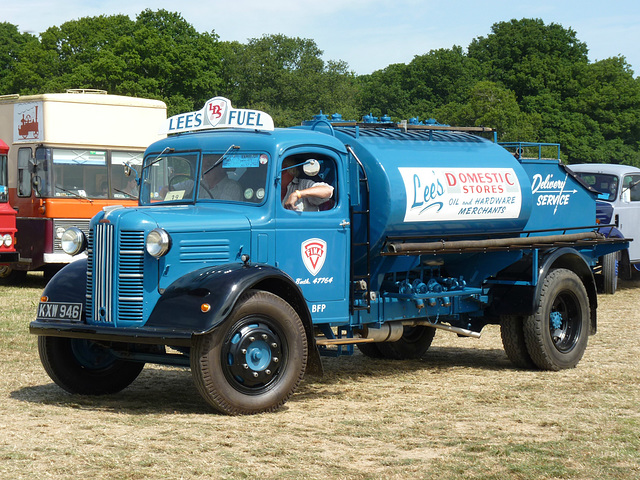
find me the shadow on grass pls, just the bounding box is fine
[11,345,515,414]
[10,367,215,415]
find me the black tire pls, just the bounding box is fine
[191,290,307,415]
[602,252,618,295]
[500,315,535,369]
[375,325,436,360]
[356,341,386,359]
[38,336,145,395]
[0,266,27,285]
[523,268,590,371]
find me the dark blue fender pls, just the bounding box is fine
[146,262,323,374]
[598,226,624,239]
[146,263,308,334]
[39,259,88,319]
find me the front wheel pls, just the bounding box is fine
[601,252,618,295]
[191,290,307,415]
[523,269,590,370]
[38,336,145,394]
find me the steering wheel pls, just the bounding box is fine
[168,174,191,191]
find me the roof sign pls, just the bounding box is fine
[160,97,274,135]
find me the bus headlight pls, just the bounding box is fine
[61,227,86,256]
[2,234,12,248]
[146,228,171,257]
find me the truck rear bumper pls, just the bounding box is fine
[29,320,193,347]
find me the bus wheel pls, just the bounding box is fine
[500,315,535,368]
[0,266,27,285]
[38,336,145,394]
[602,252,618,295]
[524,268,590,370]
[191,290,307,415]
[376,325,436,360]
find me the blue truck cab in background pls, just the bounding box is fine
[31,97,628,414]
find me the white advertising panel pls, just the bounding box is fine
[399,167,522,222]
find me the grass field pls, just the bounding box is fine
[1,273,639,479]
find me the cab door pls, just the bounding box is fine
[274,152,350,324]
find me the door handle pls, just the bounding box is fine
[339,220,350,228]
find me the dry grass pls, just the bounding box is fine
[1,273,639,479]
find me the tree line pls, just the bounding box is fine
[2,10,639,165]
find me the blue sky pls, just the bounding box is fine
[5,0,640,76]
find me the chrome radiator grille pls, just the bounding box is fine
[86,224,145,325]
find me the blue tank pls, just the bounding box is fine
[331,127,535,252]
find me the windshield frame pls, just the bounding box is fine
[139,148,270,206]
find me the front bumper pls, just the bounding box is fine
[29,319,193,347]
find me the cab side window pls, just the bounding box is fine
[624,175,640,202]
[281,155,337,212]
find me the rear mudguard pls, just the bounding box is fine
[489,247,598,334]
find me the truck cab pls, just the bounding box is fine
[568,163,640,285]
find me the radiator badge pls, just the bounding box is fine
[301,238,326,276]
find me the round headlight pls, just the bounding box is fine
[146,228,171,257]
[2,234,12,248]
[61,227,86,256]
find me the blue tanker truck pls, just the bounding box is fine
[31,97,627,415]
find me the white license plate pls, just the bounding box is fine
[37,302,83,322]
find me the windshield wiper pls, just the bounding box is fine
[203,144,239,176]
[141,146,175,175]
[55,185,93,203]
[113,188,136,198]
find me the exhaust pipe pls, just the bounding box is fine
[402,320,481,338]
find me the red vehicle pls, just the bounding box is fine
[0,138,18,269]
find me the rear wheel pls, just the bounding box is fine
[375,325,436,360]
[500,315,535,369]
[38,336,145,394]
[191,290,307,415]
[356,342,385,359]
[523,269,590,370]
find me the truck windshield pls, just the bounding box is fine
[574,172,618,202]
[140,151,269,205]
[33,147,143,199]
[0,154,7,202]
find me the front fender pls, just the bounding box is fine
[146,263,304,335]
[598,226,624,239]
[39,259,88,320]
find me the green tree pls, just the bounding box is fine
[434,81,541,141]
[358,47,481,121]
[220,34,357,126]
[468,18,588,103]
[0,22,41,94]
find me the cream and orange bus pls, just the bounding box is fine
[0,90,166,282]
